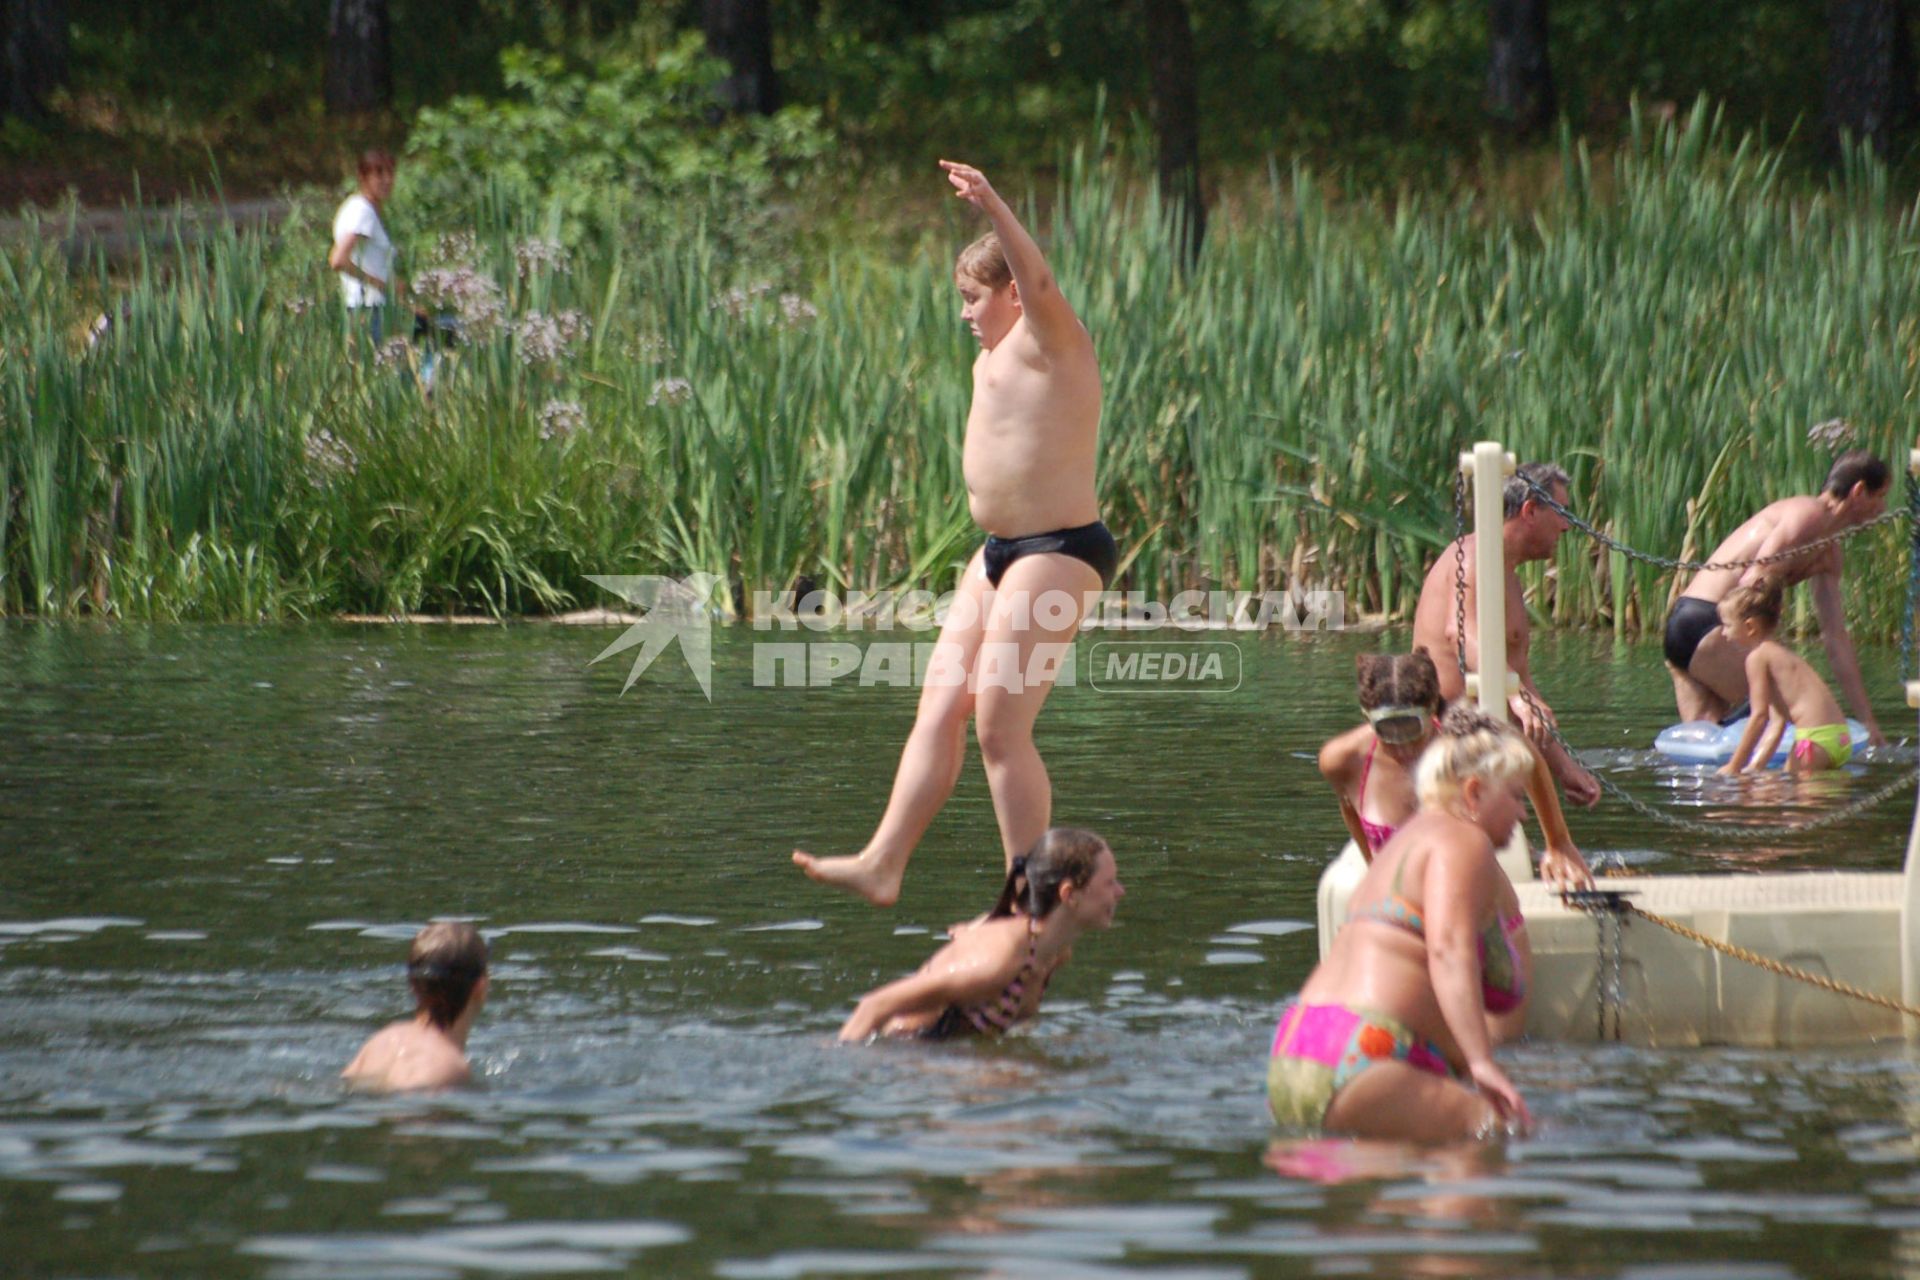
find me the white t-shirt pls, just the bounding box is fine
[332,193,394,308]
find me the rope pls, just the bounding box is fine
[1618,899,1920,1020]
[1520,476,1907,574]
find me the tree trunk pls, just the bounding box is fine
[325,0,392,116]
[1,0,69,123]
[1486,0,1555,137]
[701,0,779,116]
[1825,0,1917,157]
[1144,0,1205,266]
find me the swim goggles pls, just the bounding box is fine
[1365,704,1433,745]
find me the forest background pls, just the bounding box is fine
[3,0,1920,638]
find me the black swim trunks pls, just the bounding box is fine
[1663,595,1722,672]
[982,520,1119,588]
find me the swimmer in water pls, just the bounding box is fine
[1319,648,1592,889]
[1716,581,1853,774]
[839,828,1123,1041]
[343,921,489,1092]
[794,160,1114,907]
[1271,709,1535,1141]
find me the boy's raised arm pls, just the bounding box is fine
[939,160,1083,350]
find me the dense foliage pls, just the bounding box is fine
[2,110,1914,637]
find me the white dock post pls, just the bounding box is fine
[1902,679,1920,1030]
[1460,442,1518,722]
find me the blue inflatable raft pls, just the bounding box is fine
[1653,717,1870,767]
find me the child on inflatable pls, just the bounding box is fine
[1717,582,1852,774]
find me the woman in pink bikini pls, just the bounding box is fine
[1272,708,1537,1140]
[1319,649,1591,890]
[838,828,1124,1042]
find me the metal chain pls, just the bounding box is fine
[1903,465,1920,680]
[1452,471,1470,682]
[1520,476,1908,574]
[1515,684,1917,837]
[1625,901,1920,1019]
[1568,894,1627,1041]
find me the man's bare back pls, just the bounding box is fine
[1679,496,1839,603]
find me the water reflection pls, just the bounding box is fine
[2,624,1918,1276]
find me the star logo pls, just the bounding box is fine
[585,573,725,699]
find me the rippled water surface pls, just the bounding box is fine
[4,622,1919,1278]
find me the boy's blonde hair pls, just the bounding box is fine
[1415,706,1535,813]
[1718,581,1783,631]
[955,232,1012,289]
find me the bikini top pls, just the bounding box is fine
[957,920,1053,1035]
[1348,847,1528,1014]
[1355,739,1399,852]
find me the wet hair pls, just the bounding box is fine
[1719,580,1783,631]
[1504,461,1571,519]
[986,827,1111,920]
[955,231,1012,290]
[1415,706,1535,813]
[1825,450,1889,499]
[357,148,396,180]
[1356,647,1443,715]
[407,921,488,1029]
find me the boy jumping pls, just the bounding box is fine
[793,160,1115,906]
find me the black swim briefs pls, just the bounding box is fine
[982,520,1119,588]
[1663,595,1722,672]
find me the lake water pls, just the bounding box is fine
[4,621,1919,1279]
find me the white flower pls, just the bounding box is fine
[304,430,357,483]
[429,231,479,267]
[414,267,507,341]
[647,377,693,407]
[1807,418,1857,449]
[515,311,590,365]
[284,296,315,317]
[625,333,674,363]
[778,293,819,328]
[515,238,570,278]
[709,281,776,319]
[373,338,411,368]
[538,399,586,440]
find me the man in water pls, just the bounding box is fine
[1412,461,1600,807]
[793,160,1117,906]
[1663,450,1889,745]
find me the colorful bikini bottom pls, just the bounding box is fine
[1267,999,1455,1130]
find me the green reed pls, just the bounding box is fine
[2,101,1917,636]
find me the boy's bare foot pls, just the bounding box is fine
[792,849,903,907]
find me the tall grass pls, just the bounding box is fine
[2,102,1916,634]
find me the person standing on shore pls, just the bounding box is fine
[329,149,402,345]
[793,160,1118,906]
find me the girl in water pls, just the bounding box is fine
[1319,648,1592,890]
[1273,708,1537,1140]
[839,828,1123,1041]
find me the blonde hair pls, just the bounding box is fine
[1718,580,1783,631]
[955,232,1011,289]
[1415,706,1534,813]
